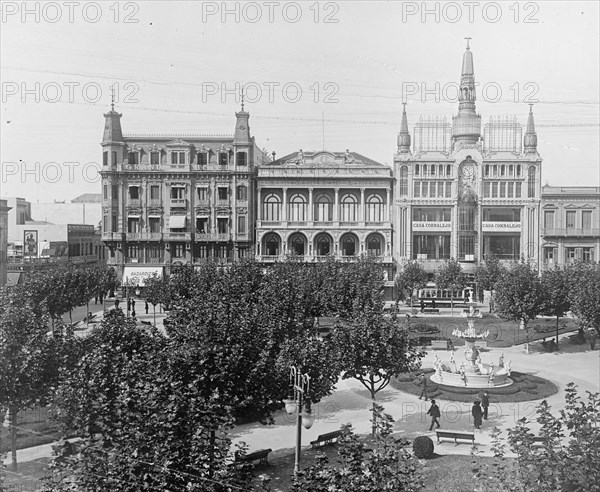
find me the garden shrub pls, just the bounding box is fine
[412,436,434,459]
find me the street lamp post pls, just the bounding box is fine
[284,366,314,475]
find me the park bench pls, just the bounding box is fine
[422,308,440,314]
[430,340,449,350]
[310,430,344,448]
[436,430,475,446]
[236,448,272,466]
[474,340,488,350]
[140,320,153,326]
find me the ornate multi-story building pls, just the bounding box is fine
[392,40,542,278]
[255,149,395,297]
[540,185,600,269]
[100,102,266,283]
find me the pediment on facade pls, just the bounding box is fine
[166,138,192,147]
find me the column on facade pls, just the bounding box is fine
[334,188,339,222]
[360,188,365,222]
[308,188,314,222]
[257,188,262,221]
[211,179,217,234]
[282,188,288,221]
[385,188,390,221]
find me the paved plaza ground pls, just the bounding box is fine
[5,307,599,474]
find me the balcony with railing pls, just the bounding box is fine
[163,232,192,241]
[126,232,163,241]
[102,232,125,241]
[542,227,599,237]
[257,254,394,263]
[194,232,232,242]
[169,198,188,208]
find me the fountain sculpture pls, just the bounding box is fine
[430,302,513,388]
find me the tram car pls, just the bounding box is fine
[415,284,474,307]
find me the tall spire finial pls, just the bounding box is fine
[241,87,245,111]
[110,86,115,111]
[397,102,411,153]
[465,37,471,50]
[524,103,538,153]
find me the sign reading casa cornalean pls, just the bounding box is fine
[481,222,522,232]
[412,221,452,231]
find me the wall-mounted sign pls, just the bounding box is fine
[24,230,38,257]
[482,222,521,232]
[412,221,452,232]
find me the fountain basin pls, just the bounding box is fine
[431,368,513,388]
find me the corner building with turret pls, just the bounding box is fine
[393,41,542,281]
[100,102,267,283]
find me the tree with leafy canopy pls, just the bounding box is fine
[46,309,258,491]
[291,405,424,491]
[333,311,423,436]
[494,261,545,354]
[395,259,428,309]
[540,265,571,349]
[475,254,506,311]
[568,261,600,339]
[0,286,59,471]
[472,384,599,492]
[435,258,468,315]
[143,271,169,326]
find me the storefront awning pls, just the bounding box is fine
[169,216,186,228]
[122,266,163,286]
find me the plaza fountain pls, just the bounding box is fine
[429,302,513,388]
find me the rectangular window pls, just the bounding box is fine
[148,218,161,233]
[127,218,140,233]
[500,182,506,197]
[238,216,246,234]
[507,182,514,198]
[483,182,490,198]
[582,210,592,230]
[544,211,555,229]
[430,182,436,197]
[112,214,117,233]
[237,185,248,200]
[566,211,576,228]
[565,248,576,262]
[112,184,118,200]
[148,244,161,259]
[196,217,209,233]
[103,215,108,231]
[112,151,117,166]
[103,151,108,166]
[445,182,452,197]
[129,186,139,199]
[128,152,139,165]
[195,244,208,259]
[583,247,594,262]
[422,182,428,198]
[492,182,498,198]
[236,151,247,166]
[170,187,185,199]
[515,182,522,198]
[217,217,228,233]
[150,185,160,200]
[128,245,139,258]
[197,187,208,201]
[198,152,208,166]
[103,184,108,199]
[219,153,228,166]
[543,248,555,264]
[437,182,444,198]
[218,187,228,200]
[151,152,159,165]
[413,181,420,198]
[171,152,185,164]
[173,243,185,258]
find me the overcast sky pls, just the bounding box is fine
[1,0,598,203]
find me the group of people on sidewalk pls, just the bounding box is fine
[419,373,490,431]
[112,297,150,318]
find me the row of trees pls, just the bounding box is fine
[395,257,600,344]
[2,257,424,490]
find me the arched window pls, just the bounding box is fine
[446,165,452,176]
[340,193,358,221]
[509,164,514,176]
[263,193,281,221]
[528,166,536,198]
[341,234,358,256]
[430,164,436,176]
[366,193,384,222]
[399,166,408,196]
[289,193,307,221]
[264,233,280,256]
[314,233,332,256]
[289,233,306,256]
[367,235,382,256]
[516,164,521,177]
[314,193,333,221]
[415,164,420,176]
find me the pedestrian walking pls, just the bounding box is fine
[472,401,483,429]
[420,299,425,313]
[145,301,149,315]
[127,298,131,312]
[427,399,441,431]
[131,299,136,311]
[431,299,436,310]
[131,309,136,319]
[590,332,597,350]
[94,296,98,305]
[481,392,490,420]
[114,298,120,309]
[419,373,428,401]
